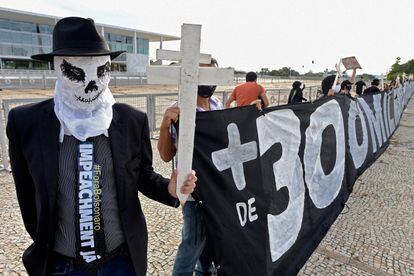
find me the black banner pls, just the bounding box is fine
[192,83,413,275]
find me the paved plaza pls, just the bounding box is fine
[0,98,413,275]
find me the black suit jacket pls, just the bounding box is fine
[6,99,179,276]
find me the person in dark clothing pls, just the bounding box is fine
[320,75,338,97]
[6,17,197,276]
[288,81,307,104]
[363,78,381,94]
[355,76,366,95]
[339,80,353,95]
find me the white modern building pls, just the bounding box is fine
[0,7,180,73]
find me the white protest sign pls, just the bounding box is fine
[147,24,234,202]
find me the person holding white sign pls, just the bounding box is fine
[158,58,221,275]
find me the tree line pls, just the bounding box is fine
[387,57,414,80]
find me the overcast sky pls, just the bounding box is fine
[1,0,413,75]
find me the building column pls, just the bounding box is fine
[133,32,137,54]
[0,58,3,70]
[101,26,105,37]
[160,36,163,49]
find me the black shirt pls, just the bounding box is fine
[363,86,381,94]
[355,80,366,95]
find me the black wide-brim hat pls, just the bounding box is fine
[31,17,125,62]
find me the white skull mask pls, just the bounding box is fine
[54,56,111,109]
[53,55,115,141]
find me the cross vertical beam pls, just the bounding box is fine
[176,24,201,202]
[332,59,342,90]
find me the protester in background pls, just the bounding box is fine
[339,80,353,95]
[225,71,269,108]
[321,75,338,97]
[288,81,307,104]
[383,83,390,92]
[363,79,381,94]
[389,79,397,90]
[158,58,220,276]
[320,69,357,97]
[355,76,366,95]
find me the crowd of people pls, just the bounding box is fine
[319,70,401,99]
[7,16,411,276]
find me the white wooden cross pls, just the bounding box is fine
[147,23,234,202]
[396,75,401,87]
[332,59,342,90]
[380,74,384,90]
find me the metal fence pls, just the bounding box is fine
[0,86,320,171]
[0,75,149,89]
[0,70,324,89]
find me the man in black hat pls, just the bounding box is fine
[363,79,381,94]
[6,17,197,276]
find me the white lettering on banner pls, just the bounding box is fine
[248,198,258,222]
[382,93,391,137]
[212,123,258,191]
[304,100,345,209]
[372,94,388,143]
[348,101,368,169]
[236,202,247,227]
[236,197,258,227]
[256,109,305,262]
[387,92,396,134]
[394,88,402,125]
[358,98,381,153]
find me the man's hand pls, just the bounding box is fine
[168,169,197,199]
[161,106,180,129]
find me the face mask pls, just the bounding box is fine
[197,85,216,98]
[334,84,341,93]
[53,56,115,141]
[54,56,111,110]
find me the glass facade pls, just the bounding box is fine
[1,58,49,70]
[0,18,53,33]
[0,17,152,71]
[0,18,53,59]
[105,33,149,55]
[137,37,149,55]
[105,33,134,53]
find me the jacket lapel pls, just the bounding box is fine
[108,106,128,211]
[39,100,60,211]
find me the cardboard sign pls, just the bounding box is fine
[341,56,362,70]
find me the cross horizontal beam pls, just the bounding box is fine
[147,66,234,85]
[156,49,212,64]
